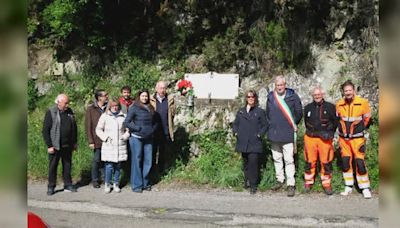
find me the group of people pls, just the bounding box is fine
[42,81,175,195]
[42,76,373,199]
[233,76,373,198]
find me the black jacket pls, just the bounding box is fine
[266,88,303,143]
[42,106,77,149]
[304,99,338,140]
[233,106,267,153]
[124,103,158,139]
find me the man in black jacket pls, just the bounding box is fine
[42,94,78,195]
[303,87,338,195]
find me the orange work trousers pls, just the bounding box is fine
[303,135,334,188]
[338,137,370,189]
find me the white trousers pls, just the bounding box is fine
[271,142,295,186]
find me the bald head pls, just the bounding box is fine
[55,94,69,111]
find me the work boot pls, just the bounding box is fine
[304,184,312,193]
[47,187,55,196]
[340,186,353,196]
[324,186,333,195]
[287,186,295,197]
[270,181,284,191]
[362,188,372,199]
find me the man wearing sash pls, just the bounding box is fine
[266,76,303,197]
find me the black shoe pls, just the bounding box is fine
[143,186,152,191]
[244,179,250,189]
[287,186,295,197]
[270,181,284,191]
[92,182,100,188]
[47,187,55,196]
[64,185,77,192]
[250,187,257,194]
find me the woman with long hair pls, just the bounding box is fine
[124,90,158,193]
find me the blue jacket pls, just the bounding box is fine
[233,106,267,153]
[124,103,158,139]
[266,88,303,143]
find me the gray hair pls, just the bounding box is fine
[54,94,68,104]
[274,75,286,84]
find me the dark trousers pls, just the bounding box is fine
[92,148,103,183]
[242,153,260,188]
[152,134,171,175]
[48,147,73,188]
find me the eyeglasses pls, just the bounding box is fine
[247,96,255,98]
[101,93,108,97]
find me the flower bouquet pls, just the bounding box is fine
[176,79,194,96]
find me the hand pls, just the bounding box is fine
[48,147,55,154]
[89,144,95,149]
[73,144,78,151]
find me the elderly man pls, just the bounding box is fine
[150,81,175,180]
[42,94,77,195]
[303,87,338,195]
[336,80,372,199]
[266,76,303,197]
[85,89,108,188]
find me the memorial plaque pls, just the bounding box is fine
[184,72,239,99]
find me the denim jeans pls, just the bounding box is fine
[130,137,153,191]
[92,148,103,183]
[104,162,121,185]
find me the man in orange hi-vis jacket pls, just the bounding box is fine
[303,87,338,195]
[336,80,372,199]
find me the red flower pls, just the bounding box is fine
[176,79,194,96]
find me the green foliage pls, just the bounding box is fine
[203,18,247,71]
[28,79,39,111]
[169,129,243,188]
[42,0,80,40]
[110,51,161,96]
[249,21,290,67]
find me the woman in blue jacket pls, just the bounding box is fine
[233,90,267,194]
[124,90,158,193]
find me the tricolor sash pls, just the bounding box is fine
[274,91,297,152]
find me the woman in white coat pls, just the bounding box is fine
[96,98,130,193]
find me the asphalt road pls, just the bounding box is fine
[28,182,378,227]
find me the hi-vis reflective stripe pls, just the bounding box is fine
[304,173,314,181]
[357,175,370,189]
[343,172,354,185]
[341,116,363,122]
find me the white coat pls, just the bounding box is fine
[95,111,130,163]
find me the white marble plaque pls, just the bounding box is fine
[184,72,239,99]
